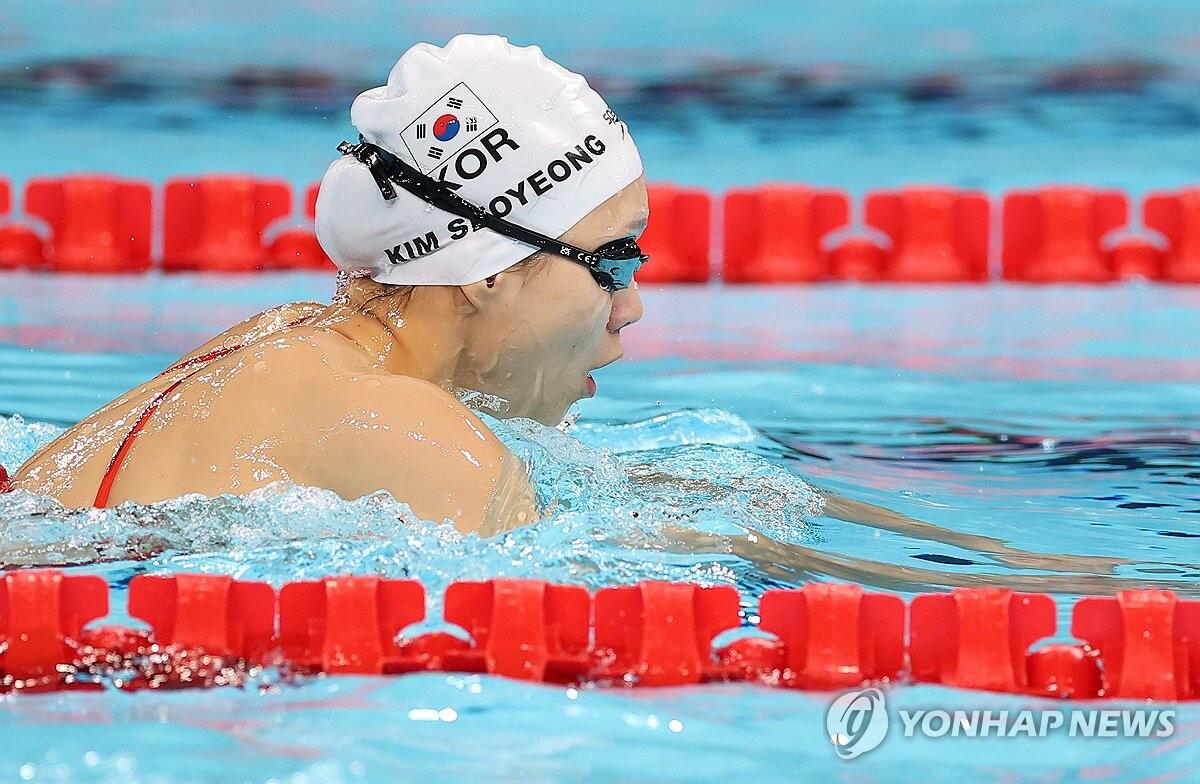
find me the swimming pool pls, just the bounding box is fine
[4,0,1200,193]
[1,273,1197,782]
[4,0,1200,778]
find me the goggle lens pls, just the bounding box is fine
[593,237,649,291]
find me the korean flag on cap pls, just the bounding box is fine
[400,82,499,173]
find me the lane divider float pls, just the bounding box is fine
[2,176,1199,282]
[1,570,1197,699]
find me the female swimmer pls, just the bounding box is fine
[9,35,654,536]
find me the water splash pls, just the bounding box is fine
[0,413,62,468]
[0,409,824,596]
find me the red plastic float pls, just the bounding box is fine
[1106,236,1165,280]
[443,579,591,682]
[828,237,888,281]
[593,581,740,685]
[265,181,331,270]
[865,186,990,281]
[163,175,292,271]
[23,176,154,273]
[279,575,424,673]
[635,184,712,283]
[722,185,849,282]
[0,570,107,682]
[1025,643,1103,699]
[1002,186,1128,282]
[1144,188,1200,283]
[1073,589,1200,700]
[267,229,330,269]
[909,587,1055,693]
[755,582,904,688]
[0,177,46,270]
[0,224,45,269]
[129,573,275,659]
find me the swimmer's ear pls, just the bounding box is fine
[458,270,523,313]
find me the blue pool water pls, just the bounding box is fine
[3,0,1200,779]
[1,274,1199,782]
[3,0,1200,192]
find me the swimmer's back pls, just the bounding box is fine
[12,303,327,507]
[13,304,537,534]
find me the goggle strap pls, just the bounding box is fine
[337,140,397,201]
[338,138,604,268]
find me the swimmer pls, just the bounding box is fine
[3,36,1185,593]
[8,35,649,536]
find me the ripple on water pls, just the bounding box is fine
[0,409,825,601]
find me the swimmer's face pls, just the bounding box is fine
[461,176,649,424]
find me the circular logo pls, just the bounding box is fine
[432,113,461,141]
[826,688,889,760]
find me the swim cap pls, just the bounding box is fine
[315,34,643,286]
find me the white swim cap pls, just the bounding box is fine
[314,34,643,286]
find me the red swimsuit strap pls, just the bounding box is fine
[93,317,311,508]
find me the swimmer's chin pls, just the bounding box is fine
[547,370,598,423]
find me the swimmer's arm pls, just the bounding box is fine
[624,463,1129,574]
[656,525,1199,596]
[817,489,1129,574]
[301,378,539,536]
[821,490,1013,551]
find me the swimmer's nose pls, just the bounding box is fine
[607,284,643,334]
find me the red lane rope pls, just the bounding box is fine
[1,176,1198,282]
[0,570,1196,700]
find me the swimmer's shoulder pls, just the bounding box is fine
[168,301,326,372]
[270,353,530,533]
[251,320,484,426]
[307,364,505,458]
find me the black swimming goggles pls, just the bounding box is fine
[337,136,647,292]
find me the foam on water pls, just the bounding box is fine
[0,407,824,606]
